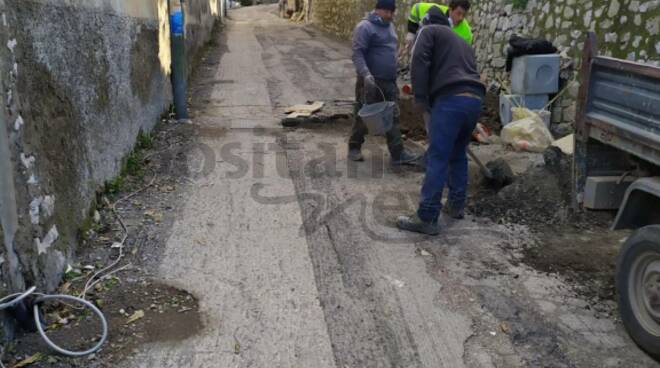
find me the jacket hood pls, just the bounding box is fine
[367,11,391,27]
[422,6,451,27]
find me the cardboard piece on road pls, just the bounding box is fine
[285,101,324,118]
[552,134,575,155]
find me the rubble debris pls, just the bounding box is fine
[126,310,145,325]
[12,353,44,368]
[469,150,572,227]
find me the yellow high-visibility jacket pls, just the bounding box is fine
[408,2,473,45]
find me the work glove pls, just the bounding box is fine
[364,75,378,92]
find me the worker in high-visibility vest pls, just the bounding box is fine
[399,1,473,63]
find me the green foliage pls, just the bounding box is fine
[124,151,143,177]
[104,276,120,289]
[137,131,154,150]
[64,264,82,281]
[511,0,529,10]
[104,129,155,195]
[105,175,126,195]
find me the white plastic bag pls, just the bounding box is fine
[501,114,555,153]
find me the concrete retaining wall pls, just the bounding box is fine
[0,0,223,296]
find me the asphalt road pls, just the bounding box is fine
[119,5,658,368]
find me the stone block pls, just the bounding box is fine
[511,54,560,95]
[492,57,507,68]
[551,107,563,124]
[499,94,549,125]
[584,176,637,210]
[562,105,577,122]
[537,110,551,127]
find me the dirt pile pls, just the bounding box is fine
[468,147,573,227]
[399,92,501,142]
[468,146,622,305]
[398,96,426,141]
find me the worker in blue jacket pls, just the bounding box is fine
[349,0,419,166]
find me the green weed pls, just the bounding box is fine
[511,0,529,10]
[137,131,154,150]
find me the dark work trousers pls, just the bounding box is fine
[349,76,404,158]
[417,95,483,223]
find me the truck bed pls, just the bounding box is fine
[584,57,660,166]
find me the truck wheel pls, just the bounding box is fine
[617,225,660,359]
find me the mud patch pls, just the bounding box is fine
[525,227,628,303]
[468,147,621,305]
[1,115,204,366]
[476,286,573,367]
[5,281,202,368]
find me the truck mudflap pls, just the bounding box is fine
[613,177,660,230]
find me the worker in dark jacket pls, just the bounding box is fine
[349,0,418,166]
[397,7,486,235]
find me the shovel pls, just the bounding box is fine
[467,149,515,189]
[467,147,494,179]
[422,113,514,189]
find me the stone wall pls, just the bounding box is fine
[311,0,429,41]
[309,0,659,133]
[470,0,659,132]
[0,0,223,296]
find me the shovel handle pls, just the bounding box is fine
[422,114,494,179]
[467,147,494,179]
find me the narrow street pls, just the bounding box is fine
[119,5,656,368]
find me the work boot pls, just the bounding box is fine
[444,205,465,220]
[348,148,364,162]
[397,214,440,235]
[391,149,421,167]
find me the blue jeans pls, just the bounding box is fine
[417,95,483,223]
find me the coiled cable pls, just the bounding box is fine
[0,287,108,358]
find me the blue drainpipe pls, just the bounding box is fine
[169,0,189,120]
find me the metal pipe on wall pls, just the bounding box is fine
[169,0,189,120]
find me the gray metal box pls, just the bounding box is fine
[511,55,560,95]
[499,94,549,125]
[584,176,637,210]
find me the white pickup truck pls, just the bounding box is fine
[573,33,660,358]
